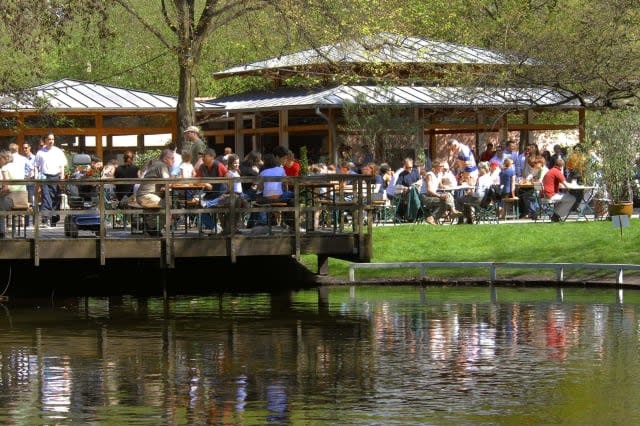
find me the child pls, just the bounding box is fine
[179,151,195,178]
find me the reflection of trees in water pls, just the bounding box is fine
[0,289,639,423]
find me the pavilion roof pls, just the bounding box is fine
[210,85,582,113]
[213,33,529,79]
[1,79,221,112]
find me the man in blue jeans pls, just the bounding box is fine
[34,133,67,227]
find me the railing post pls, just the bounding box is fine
[616,268,624,284]
[419,264,426,279]
[349,265,356,282]
[489,264,497,281]
[556,267,564,282]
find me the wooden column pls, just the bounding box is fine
[578,109,585,143]
[234,113,243,158]
[476,111,485,154]
[279,110,288,149]
[414,107,424,162]
[500,114,508,145]
[95,114,104,160]
[526,110,535,145]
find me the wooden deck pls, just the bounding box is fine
[0,175,375,273]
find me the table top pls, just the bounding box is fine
[516,182,535,189]
[565,184,596,190]
[439,184,470,191]
[170,183,206,190]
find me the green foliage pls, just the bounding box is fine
[340,92,425,163]
[134,149,162,171]
[585,107,640,202]
[299,146,309,176]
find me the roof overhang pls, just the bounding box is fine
[0,79,224,113]
[209,85,584,114]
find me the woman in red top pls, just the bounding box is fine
[283,149,300,176]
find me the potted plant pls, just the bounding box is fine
[584,107,639,217]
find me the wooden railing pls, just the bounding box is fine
[0,174,377,265]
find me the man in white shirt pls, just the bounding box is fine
[34,133,67,227]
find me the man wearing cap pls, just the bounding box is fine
[183,125,206,166]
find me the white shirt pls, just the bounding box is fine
[227,169,242,194]
[179,162,195,178]
[34,145,67,176]
[260,166,286,197]
[11,153,27,179]
[385,168,403,197]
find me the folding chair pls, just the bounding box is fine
[533,182,557,222]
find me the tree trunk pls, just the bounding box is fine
[177,58,197,150]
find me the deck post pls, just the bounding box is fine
[318,255,329,276]
[419,264,426,279]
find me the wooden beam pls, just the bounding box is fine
[279,110,288,149]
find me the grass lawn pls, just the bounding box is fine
[300,219,640,281]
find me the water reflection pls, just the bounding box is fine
[0,287,639,424]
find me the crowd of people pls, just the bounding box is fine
[0,127,611,237]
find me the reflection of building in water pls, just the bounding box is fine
[4,291,640,424]
[42,356,72,420]
[591,305,609,361]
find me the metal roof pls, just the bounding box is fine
[210,85,582,113]
[213,33,526,78]
[1,79,221,112]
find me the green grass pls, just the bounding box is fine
[301,220,640,281]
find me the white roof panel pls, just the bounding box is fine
[214,33,525,78]
[2,79,220,111]
[210,85,582,112]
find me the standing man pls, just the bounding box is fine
[21,141,37,226]
[447,138,478,181]
[542,158,576,222]
[183,125,206,166]
[34,133,67,227]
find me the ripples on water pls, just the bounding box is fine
[0,287,639,424]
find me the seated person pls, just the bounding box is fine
[135,149,174,236]
[419,160,461,224]
[197,148,229,207]
[196,148,231,231]
[439,162,458,188]
[394,157,422,221]
[458,161,493,223]
[542,158,576,222]
[256,153,294,226]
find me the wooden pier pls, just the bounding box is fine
[0,175,374,274]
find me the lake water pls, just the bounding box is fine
[0,286,639,425]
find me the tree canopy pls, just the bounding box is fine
[2,0,640,135]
